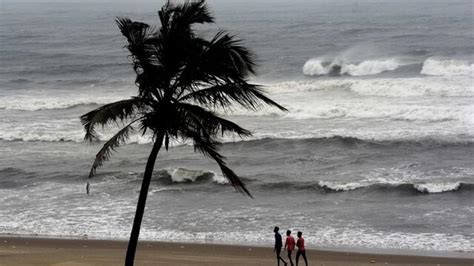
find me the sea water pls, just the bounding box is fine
[0,0,473,252]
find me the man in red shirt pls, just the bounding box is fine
[284,230,296,266]
[296,231,308,266]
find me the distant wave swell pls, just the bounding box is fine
[258,180,473,194]
[0,95,130,111]
[142,166,474,194]
[2,135,473,151]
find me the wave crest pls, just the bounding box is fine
[303,58,401,76]
[413,182,462,193]
[259,180,472,194]
[0,91,133,111]
[421,58,473,77]
[154,168,228,185]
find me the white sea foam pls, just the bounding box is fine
[421,58,474,77]
[0,170,472,252]
[168,168,228,184]
[302,57,401,76]
[340,58,400,76]
[414,182,462,193]
[281,103,470,122]
[0,91,134,111]
[1,76,473,143]
[317,166,471,193]
[349,78,473,97]
[311,226,472,252]
[266,77,474,97]
[319,179,465,194]
[318,181,367,191]
[302,59,332,75]
[0,123,154,144]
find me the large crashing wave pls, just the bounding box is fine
[303,58,401,76]
[421,58,473,77]
[152,168,228,185]
[303,57,474,77]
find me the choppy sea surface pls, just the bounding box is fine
[1,0,473,252]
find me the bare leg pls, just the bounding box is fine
[287,250,294,266]
[301,250,308,266]
[276,249,287,265]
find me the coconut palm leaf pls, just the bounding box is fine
[116,17,156,55]
[171,32,257,97]
[180,82,287,111]
[177,102,252,137]
[88,121,136,177]
[116,17,165,99]
[80,98,142,141]
[181,127,252,197]
[169,0,214,27]
[205,31,256,76]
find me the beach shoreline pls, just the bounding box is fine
[1,235,472,265]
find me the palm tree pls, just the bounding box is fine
[81,0,286,265]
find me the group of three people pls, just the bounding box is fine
[274,226,309,266]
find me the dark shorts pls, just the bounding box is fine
[287,250,293,256]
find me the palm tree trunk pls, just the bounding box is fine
[125,133,164,266]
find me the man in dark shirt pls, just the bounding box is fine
[274,226,288,266]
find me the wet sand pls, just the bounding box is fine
[0,236,472,265]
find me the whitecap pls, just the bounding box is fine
[421,58,473,77]
[414,182,462,193]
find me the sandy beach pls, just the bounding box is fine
[0,236,472,266]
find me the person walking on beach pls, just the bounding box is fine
[284,230,296,266]
[296,231,308,266]
[274,226,288,266]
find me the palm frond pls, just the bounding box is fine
[172,33,256,94]
[158,1,171,30]
[116,17,155,51]
[80,98,141,142]
[88,121,136,177]
[181,128,252,198]
[170,0,214,27]
[178,103,251,137]
[116,17,162,70]
[208,31,256,76]
[180,82,287,112]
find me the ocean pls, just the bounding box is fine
[0,0,473,252]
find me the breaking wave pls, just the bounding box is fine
[237,136,474,149]
[152,168,228,185]
[303,57,474,77]
[0,91,133,111]
[266,77,473,97]
[303,58,402,76]
[122,164,473,195]
[421,58,473,77]
[258,180,473,194]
